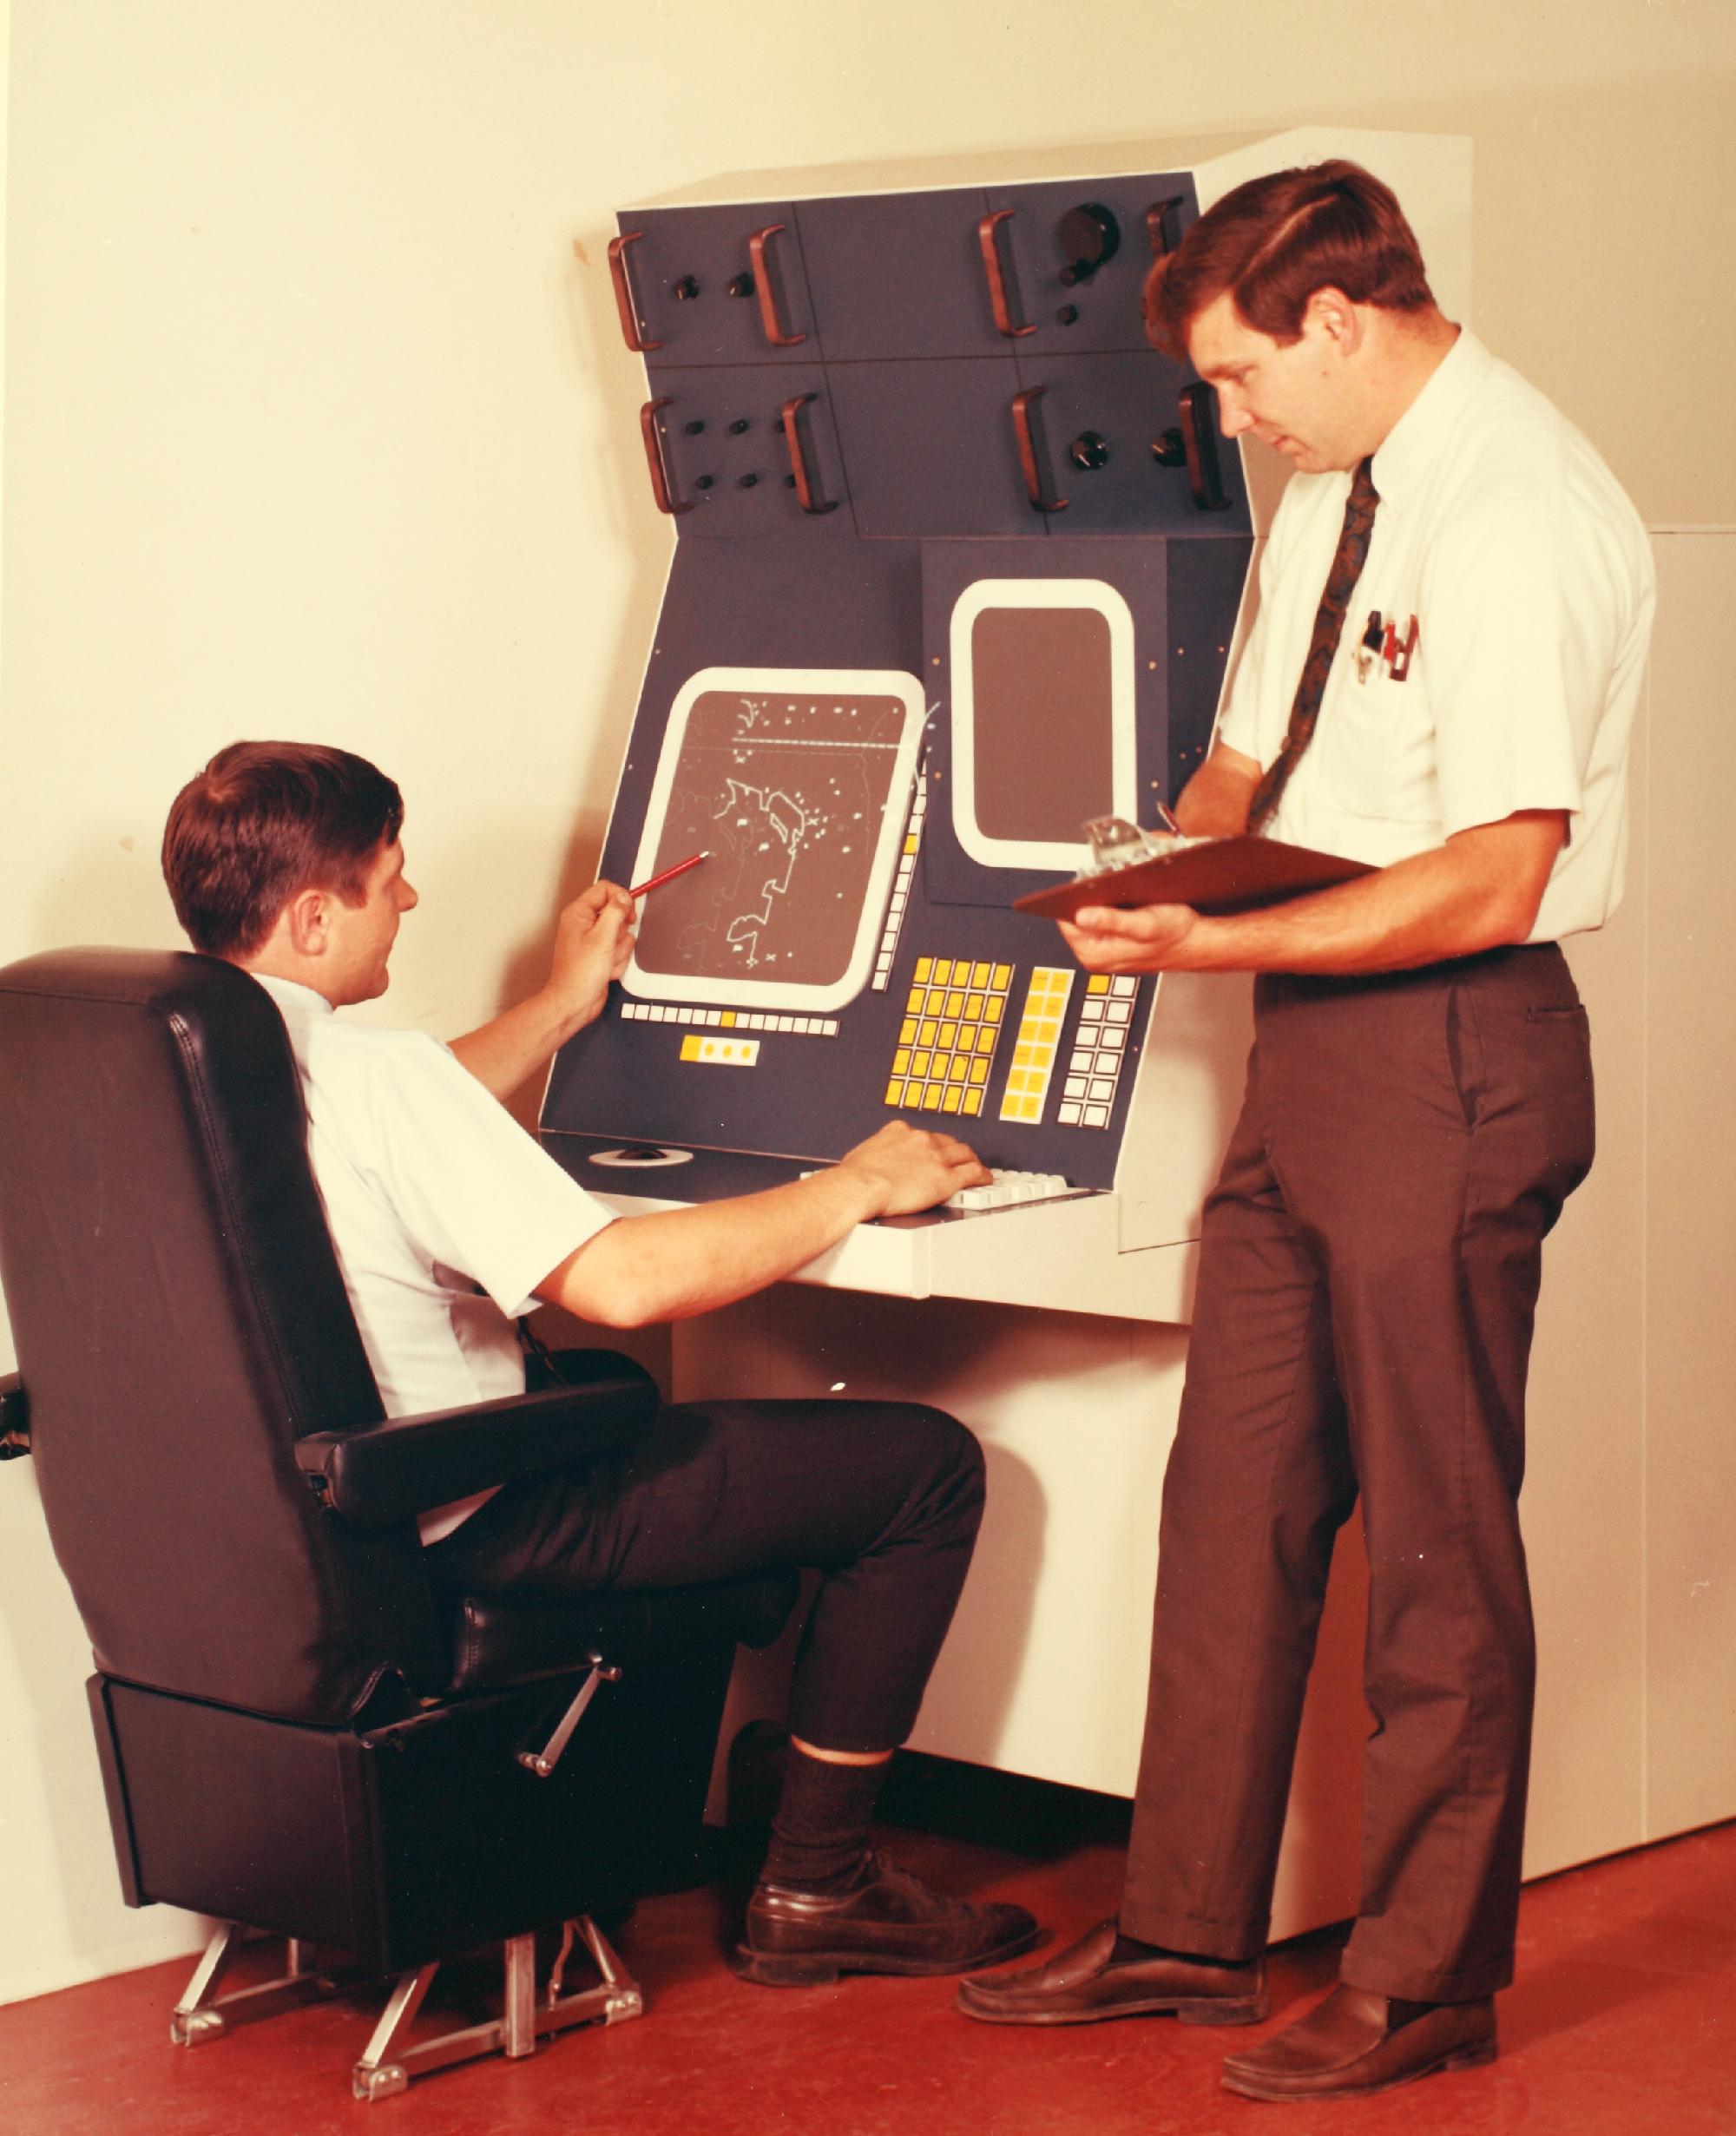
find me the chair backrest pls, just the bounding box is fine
[0,948,446,1722]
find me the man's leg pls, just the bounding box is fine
[425,1395,1038,1979]
[1220,948,1594,2100]
[959,1081,1358,2025]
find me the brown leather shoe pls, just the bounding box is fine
[732,1850,1041,1986]
[1220,1982,1496,2100]
[956,1918,1267,2027]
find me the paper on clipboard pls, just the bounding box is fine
[1013,835,1373,922]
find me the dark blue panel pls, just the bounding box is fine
[1003,354,1251,535]
[1167,535,1254,804]
[826,359,1034,537]
[638,365,854,537]
[919,537,1173,910]
[794,188,999,360]
[555,174,1265,1201]
[983,174,1199,357]
[619,205,818,368]
[588,538,924,896]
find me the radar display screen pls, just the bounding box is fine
[623,667,925,1013]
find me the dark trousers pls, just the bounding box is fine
[424,1397,984,1753]
[1121,945,1595,2002]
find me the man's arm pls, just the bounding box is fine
[1174,742,1260,838]
[449,883,635,1101]
[535,1122,990,1329]
[1062,799,1568,978]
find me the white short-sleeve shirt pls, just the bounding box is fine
[1216,330,1654,941]
[254,973,617,1541]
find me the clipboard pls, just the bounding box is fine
[1013,836,1373,922]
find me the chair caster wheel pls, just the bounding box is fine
[353,2062,409,2102]
[171,2008,226,2046]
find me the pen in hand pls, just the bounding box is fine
[629,851,710,899]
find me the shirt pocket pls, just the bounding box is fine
[1315,660,1403,820]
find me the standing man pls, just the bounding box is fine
[958,161,1653,2101]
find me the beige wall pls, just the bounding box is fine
[2,0,1731,2003]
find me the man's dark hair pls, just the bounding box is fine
[162,741,404,956]
[1145,159,1436,358]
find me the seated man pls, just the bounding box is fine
[161,738,1039,1986]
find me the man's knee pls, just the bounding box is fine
[881,1402,986,1535]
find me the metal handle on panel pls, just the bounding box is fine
[747,225,806,347]
[638,398,693,516]
[1178,382,1230,511]
[1146,195,1187,260]
[977,207,1036,338]
[778,394,838,515]
[1011,386,1068,514]
[606,233,663,353]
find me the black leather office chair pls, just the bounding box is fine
[0,949,792,2100]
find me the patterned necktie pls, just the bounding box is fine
[1246,456,1380,835]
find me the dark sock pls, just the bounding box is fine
[759,1748,891,1890]
[1111,1929,1255,1968]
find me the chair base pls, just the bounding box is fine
[170,1917,644,2101]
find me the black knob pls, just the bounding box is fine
[694,474,715,490]
[1070,430,1110,471]
[1057,303,1080,325]
[727,272,756,299]
[684,418,707,436]
[1057,203,1120,286]
[738,472,759,489]
[729,417,751,435]
[672,274,700,301]
[1152,428,1187,468]
[784,474,798,488]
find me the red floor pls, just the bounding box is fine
[2,1761,1731,2136]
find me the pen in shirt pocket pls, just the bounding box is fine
[1356,609,1384,683]
[1356,609,1420,684]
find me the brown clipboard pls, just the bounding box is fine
[1013,836,1373,922]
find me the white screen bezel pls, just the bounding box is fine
[622,664,925,1014]
[950,578,1137,873]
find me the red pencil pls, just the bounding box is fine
[629,850,709,899]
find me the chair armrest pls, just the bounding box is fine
[294,1367,658,1525]
[0,1374,28,1458]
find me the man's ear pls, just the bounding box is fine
[1305,286,1362,353]
[281,884,333,958]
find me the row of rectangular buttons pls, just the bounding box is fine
[622,1003,838,1036]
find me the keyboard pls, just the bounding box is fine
[945,1168,1075,1212]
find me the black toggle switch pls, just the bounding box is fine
[672,274,700,301]
[1152,427,1187,468]
[1069,430,1111,470]
[694,474,715,490]
[738,472,759,488]
[1057,203,1121,286]
[685,418,707,436]
[727,272,756,298]
[729,417,751,435]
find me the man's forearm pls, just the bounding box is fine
[1177,840,1542,973]
[1063,812,1568,979]
[449,991,583,1102]
[539,1167,891,1329]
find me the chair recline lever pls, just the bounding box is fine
[517,1657,621,1778]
